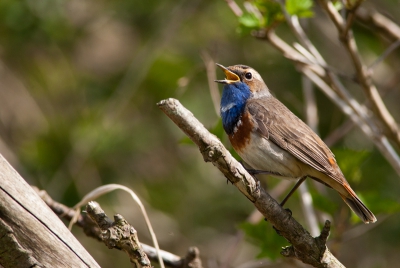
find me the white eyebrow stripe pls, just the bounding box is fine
[252,71,263,81]
[221,102,236,112]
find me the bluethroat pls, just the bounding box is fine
[215,64,376,224]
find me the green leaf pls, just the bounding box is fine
[239,12,262,29]
[237,11,262,36]
[286,0,314,18]
[254,0,284,27]
[239,220,287,260]
[333,0,343,10]
[237,1,285,34]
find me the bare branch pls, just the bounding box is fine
[368,39,400,71]
[201,51,220,116]
[342,0,363,38]
[318,0,400,148]
[323,119,355,147]
[274,0,326,65]
[356,7,400,41]
[157,98,345,268]
[223,0,243,17]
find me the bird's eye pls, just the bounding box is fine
[244,72,252,80]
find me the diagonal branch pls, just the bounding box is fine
[157,98,345,268]
[356,7,400,41]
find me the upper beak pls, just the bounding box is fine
[214,63,240,84]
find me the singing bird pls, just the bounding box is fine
[215,63,376,224]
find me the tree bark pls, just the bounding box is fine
[0,154,99,268]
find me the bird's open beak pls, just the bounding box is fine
[214,63,240,84]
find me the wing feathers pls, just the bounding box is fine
[247,97,343,183]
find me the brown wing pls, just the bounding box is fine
[246,97,344,184]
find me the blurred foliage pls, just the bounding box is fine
[239,220,287,260]
[0,0,400,267]
[332,148,370,184]
[285,0,314,17]
[238,0,313,35]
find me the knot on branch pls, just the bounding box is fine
[182,247,202,268]
[316,220,331,247]
[281,245,295,258]
[279,220,333,268]
[201,144,223,163]
[86,202,151,268]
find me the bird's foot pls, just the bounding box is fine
[273,225,282,236]
[284,208,292,217]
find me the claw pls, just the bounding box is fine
[273,225,282,236]
[285,208,292,217]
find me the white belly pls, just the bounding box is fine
[238,132,306,180]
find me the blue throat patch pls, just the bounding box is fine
[220,82,251,135]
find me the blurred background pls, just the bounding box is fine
[0,0,400,267]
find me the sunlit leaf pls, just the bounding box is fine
[286,0,314,18]
[333,0,343,10]
[239,12,261,28]
[254,0,284,27]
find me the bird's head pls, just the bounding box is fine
[215,64,270,134]
[214,64,269,96]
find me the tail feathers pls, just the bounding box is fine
[340,192,377,224]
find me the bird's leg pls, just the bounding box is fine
[246,169,276,175]
[280,176,307,207]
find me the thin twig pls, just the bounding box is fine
[201,51,220,116]
[318,0,400,148]
[368,39,400,71]
[356,7,400,41]
[274,0,326,65]
[342,0,363,38]
[224,0,243,17]
[323,119,355,147]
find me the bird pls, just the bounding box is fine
[214,63,376,224]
